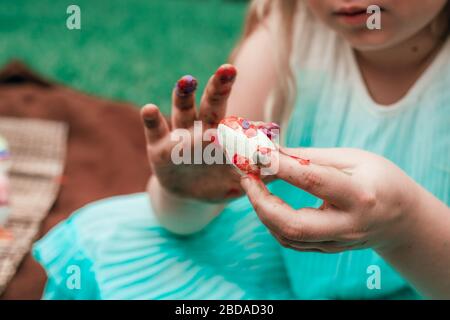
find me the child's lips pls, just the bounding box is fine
[333,5,385,26]
[335,11,368,26]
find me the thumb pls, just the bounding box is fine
[141,104,170,144]
[273,149,359,209]
[279,147,355,169]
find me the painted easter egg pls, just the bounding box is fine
[217,116,279,175]
[0,135,11,226]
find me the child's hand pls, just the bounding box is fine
[141,65,243,202]
[240,147,424,253]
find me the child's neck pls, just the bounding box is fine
[354,26,446,106]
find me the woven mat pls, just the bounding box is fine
[0,117,67,294]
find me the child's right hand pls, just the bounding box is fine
[141,65,243,202]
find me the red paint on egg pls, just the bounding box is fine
[232,153,260,175]
[257,147,272,155]
[244,128,257,138]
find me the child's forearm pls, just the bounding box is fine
[148,175,225,235]
[377,186,450,299]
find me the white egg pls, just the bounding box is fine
[217,123,276,174]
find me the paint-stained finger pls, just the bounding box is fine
[172,75,198,129]
[198,64,237,128]
[274,150,359,209]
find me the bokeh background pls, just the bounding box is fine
[0,0,248,299]
[0,0,247,113]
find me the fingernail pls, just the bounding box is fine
[216,64,236,83]
[176,75,198,97]
[241,173,259,183]
[240,175,250,189]
[144,117,158,129]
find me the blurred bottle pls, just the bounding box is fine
[0,135,11,228]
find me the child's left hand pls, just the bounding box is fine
[240,147,423,254]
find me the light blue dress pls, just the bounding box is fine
[33,194,293,299]
[33,28,450,299]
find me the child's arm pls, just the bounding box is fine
[379,187,450,299]
[142,19,277,235]
[241,147,450,298]
[226,20,278,121]
[148,175,225,235]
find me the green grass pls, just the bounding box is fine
[0,0,247,113]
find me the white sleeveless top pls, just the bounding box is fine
[269,5,450,299]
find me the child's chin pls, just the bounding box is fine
[344,30,398,51]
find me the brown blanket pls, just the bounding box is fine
[0,61,151,299]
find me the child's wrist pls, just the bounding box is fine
[148,175,186,204]
[376,181,425,256]
[147,175,225,235]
